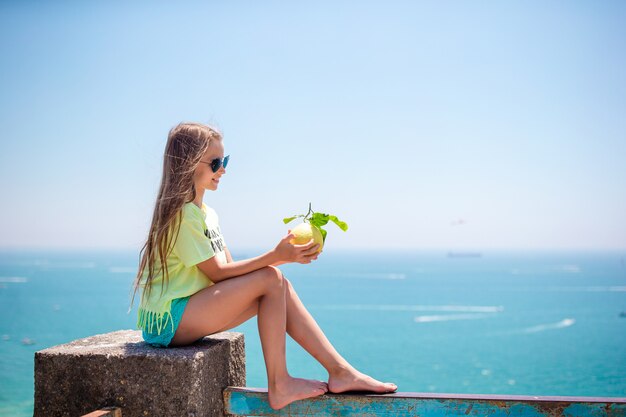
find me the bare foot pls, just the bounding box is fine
[328,366,397,394]
[269,376,328,410]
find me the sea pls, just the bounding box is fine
[1,249,625,416]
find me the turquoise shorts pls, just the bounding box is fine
[142,296,191,348]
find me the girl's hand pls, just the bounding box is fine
[273,231,321,264]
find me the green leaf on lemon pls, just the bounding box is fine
[283,215,300,224]
[328,215,348,231]
[310,212,330,227]
[317,226,327,243]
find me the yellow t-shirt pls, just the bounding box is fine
[136,202,227,335]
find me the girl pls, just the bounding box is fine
[129,122,397,410]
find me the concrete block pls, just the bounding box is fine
[34,329,245,417]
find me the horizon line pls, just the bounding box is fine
[0,246,625,254]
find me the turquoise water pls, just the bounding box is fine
[1,249,625,416]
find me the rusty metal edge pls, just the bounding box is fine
[224,386,626,404]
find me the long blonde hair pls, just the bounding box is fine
[128,122,222,312]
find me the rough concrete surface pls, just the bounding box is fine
[34,329,245,417]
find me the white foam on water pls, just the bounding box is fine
[522,318,576,334]
[313,304,504,313]
[414,313,490,323]
[0,277,28,283]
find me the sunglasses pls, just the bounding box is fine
[199,155,230,173]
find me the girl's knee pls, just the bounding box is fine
[260,266,285,289]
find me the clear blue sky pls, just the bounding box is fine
[1,1,625,251]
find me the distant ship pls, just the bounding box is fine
[447,252,482,258]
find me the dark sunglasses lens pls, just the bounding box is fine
[209,156,229,173]
[210,158,220,173]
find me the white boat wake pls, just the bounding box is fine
[414,313,490,323]
[521,318,576,333]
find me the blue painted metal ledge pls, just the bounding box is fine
[223,387,626,417]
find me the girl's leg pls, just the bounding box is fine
[282,279,397,394]
[200,271,396,394]
[169,267,327,409]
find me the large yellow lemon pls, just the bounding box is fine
[289,223,324,253]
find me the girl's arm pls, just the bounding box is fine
[197,233,319,283]
[225,245,286,266]
[225,246,234,263]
